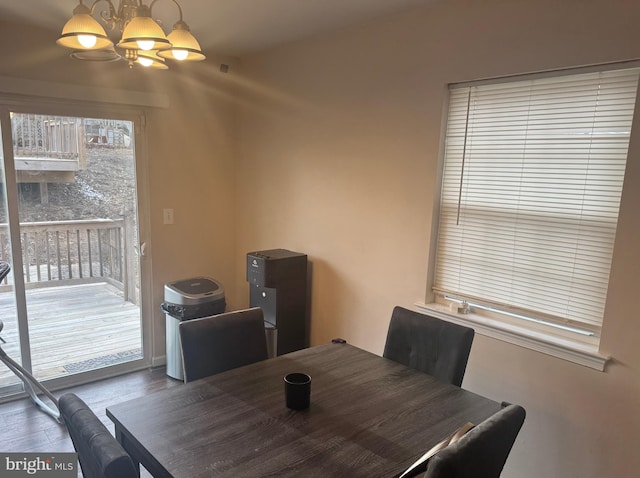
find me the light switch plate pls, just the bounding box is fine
[163,208,174,225]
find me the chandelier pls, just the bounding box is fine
[57,0,206,70]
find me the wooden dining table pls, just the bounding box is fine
[106,342,501,477]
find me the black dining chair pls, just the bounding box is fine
[58,393,138,478]
[398,421,475,478]
[383,306,474,387]
[421,404,526,478]
[179,307,269,383]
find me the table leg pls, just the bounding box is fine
[115,426,141,478]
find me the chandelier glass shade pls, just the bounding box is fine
[57,3,114,50]
[57,0,206,69]
[157,20,205,61]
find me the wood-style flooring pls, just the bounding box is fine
[0,367,181,477]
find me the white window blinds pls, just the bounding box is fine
[434,67,639,330]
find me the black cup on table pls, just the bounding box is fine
[284,372,311,410]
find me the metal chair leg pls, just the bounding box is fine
[0,347,61,423]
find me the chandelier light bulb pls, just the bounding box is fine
[136,50,168,69]
[77,34,97,49]
[172,49,188,61]
[136,39,155,51]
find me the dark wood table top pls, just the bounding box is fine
[107,343,501,478]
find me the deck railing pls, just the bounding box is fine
[0,219,126,293]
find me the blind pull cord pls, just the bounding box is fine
[456,88,472,226]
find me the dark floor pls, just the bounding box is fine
[0,367,180,476]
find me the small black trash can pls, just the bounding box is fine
[161,277,226,380]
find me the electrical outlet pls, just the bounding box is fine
[163,208,174,225]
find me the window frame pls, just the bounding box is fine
[423,62,640,371]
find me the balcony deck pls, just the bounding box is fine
[0,281,142,387]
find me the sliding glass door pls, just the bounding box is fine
[0,105,151,396]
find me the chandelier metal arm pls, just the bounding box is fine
[87,0,144,32]
[150,0,184,22]
[87,0,119,31]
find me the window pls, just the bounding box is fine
[429,66,639,364]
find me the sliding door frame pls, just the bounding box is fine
[0,94,154,394]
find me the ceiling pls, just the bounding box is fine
[0,0,430,57]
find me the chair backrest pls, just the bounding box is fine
[58,393,137,478]
[423,404,526,478]
[179,307,269,383]
[383,306,474,387]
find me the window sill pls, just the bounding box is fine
[414,302,610,371]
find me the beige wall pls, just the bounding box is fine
[234,1,640,477]
[142,66,240,360]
